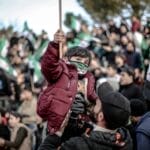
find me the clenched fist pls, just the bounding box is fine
[54,30,66,44]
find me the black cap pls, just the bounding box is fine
[98,83,131,129]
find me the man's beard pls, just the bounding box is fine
[89,112,98,123]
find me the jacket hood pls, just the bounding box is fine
[83,128,132,150]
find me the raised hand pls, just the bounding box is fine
[54,30,66,44]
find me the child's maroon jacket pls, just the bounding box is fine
[37,42,98,134]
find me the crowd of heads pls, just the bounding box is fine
[0,15,149,149]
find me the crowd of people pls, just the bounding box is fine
[0,15,149,150]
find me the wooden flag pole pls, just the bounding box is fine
[59,0,63,59]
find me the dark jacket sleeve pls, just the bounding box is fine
[41,42,63,83]
[60,137,89,150]
[60,137,80,150]
[0,125,10,140]
[4,127,27,148]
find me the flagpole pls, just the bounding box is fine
[59,0,63,59]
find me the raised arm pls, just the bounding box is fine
[41,30,66,83]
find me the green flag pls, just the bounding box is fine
[64,13,80,31]
[27,40,48,83]
[0,37,8,57]
[0,56,17,76]
[28,56,43,83]
[67,38,81,48]
[23,21,30,32]
[77,32,92,41]
[33,40,49,60]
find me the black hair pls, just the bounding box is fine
[0,108,6,117]
[10,111,22,119]
[108,64,117,71]
[120,23,129,32]
[127,41,136,50]
[121,66,134,77]
[9,37,19,48]
[130,99,147,116]
[116,52,126,62]
[65,46,91,65]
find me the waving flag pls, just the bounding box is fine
[0,37,8,57]
[0,56,17,76]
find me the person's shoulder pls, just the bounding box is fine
[0,124,10,132]
[85,71,95,79]
[67,136,86,144]
[134,51,141,57]
[19,126,27,131]
[61,136,88,150]
[131,83,141,90]
[17,126,28,136]
[136,112,150,135]
[132,83,143,94]
[49,41,59,49]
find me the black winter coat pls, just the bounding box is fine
[60,128,133,150]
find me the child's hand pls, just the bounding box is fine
[54,30,66,44]
[77,80,86,95]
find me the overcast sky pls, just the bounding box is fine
[0,0,93,38]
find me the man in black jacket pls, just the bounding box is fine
[119,66,143,100]
[60,82,133,150]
